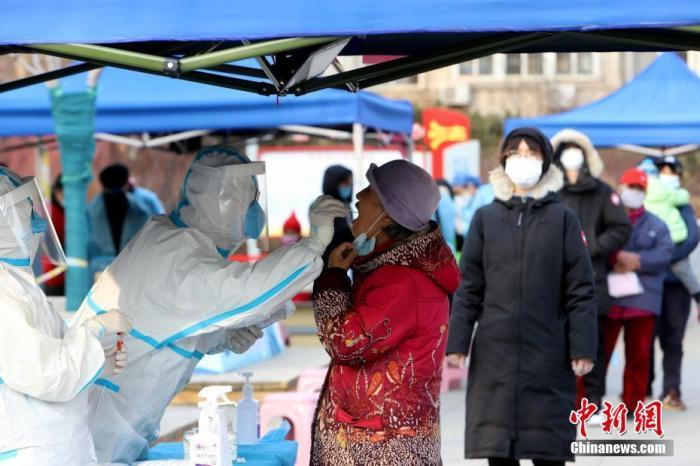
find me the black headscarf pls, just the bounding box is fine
[500,127,554,178]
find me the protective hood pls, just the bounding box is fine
[0,168,36,266]
[170,146,263,255]
[551,128,604,178]
[490,164,564,202]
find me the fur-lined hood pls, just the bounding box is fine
[490,164,564,202]
[551,129,604,178]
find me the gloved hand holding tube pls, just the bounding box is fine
[103,334,128,377]
[82,310,132,376]
[83,309,133,339]
[308,195,349,254]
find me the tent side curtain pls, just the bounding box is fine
[2,1,700,45]
[505,53,700,147]
[0,67,413,137]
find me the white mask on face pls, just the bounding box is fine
[505,157,543,190]
[620,187,646,209]
[659,174,681,190]
[560,148,585,172]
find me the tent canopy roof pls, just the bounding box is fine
[0,66,413,137]
[2,1,700,96]
[2,1,699,45]
[505,53,700,147]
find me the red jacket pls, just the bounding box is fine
[311,226,459,466]
[41,202,65,288]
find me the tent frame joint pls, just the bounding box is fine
[163,57,181,77]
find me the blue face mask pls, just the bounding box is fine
[352,233,377,256]
[244,201,266,239]
[352,212,385,256]
[339,185,353,202]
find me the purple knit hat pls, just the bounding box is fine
[366,160,440,232]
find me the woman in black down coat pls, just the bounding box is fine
[446,127,597,466]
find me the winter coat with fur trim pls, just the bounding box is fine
[552,129,632,315]
[446,164,597,462]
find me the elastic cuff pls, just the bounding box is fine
[85,319,106,339]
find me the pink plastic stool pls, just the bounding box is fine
[441,359,467,392]
[296,367,328,393]
[260,391,319,466]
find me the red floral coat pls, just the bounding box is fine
[311,226,459,465]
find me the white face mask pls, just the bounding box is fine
[505,157,543,190]
[560,148,585,172]
[620,187,646,209]
[454,192,472,208]
[659,174,681,190]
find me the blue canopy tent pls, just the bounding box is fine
[505,53,700,150]
[0,67,413,136]
[2,1,698,46]
[0,67,412,311]
[1,1,700,97]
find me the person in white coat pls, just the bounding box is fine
[0,168,132,465]
[69,146,348,464]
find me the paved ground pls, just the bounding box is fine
[440,306,700,465]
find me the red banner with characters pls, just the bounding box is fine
[422,108,471,178]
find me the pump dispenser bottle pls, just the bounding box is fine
[236,372,260,445]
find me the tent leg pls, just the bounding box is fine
[49,88,97,311]
[405,133,415,163]
[353,123,365,189]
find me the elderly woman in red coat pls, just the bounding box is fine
[311,160,460,466]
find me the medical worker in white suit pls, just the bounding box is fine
[0,168,132,465]
[70,146,348,463]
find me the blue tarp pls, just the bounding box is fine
[0,67,413,136]
[1,1,699,45]
[505,53,700,147]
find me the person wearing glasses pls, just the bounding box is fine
[447,128,597,466]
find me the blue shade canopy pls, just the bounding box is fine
[0,67,413,136]
[505,53,700,147]
[1,1,699,45]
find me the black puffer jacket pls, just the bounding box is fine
[446,164,597,463]
[552,129,631,315]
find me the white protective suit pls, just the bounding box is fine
[0,169,106,465]
[69,146,346,464]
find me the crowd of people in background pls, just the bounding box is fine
[7,127,696,465]
[444,127,698,465]
[40,163,165,287]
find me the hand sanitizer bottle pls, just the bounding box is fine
[236,372,260,445]
[190,385,233,466]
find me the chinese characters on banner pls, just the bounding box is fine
[570,398,664,438]
[421,108,471,178]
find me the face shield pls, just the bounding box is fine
[0,177,66,266]
[182,159,269,255]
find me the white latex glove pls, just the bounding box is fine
[225,326,264,354]
[84,310,133,339]
[103,345,128,377]
[308,195,349,254]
